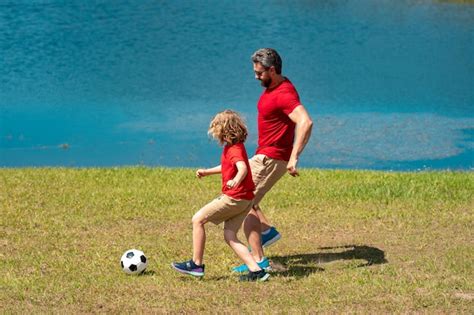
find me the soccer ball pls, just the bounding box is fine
[120,249,148,274]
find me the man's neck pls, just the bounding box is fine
[268,75,285,90]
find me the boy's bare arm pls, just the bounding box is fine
[226,161,247,188]
[196,165,222,178]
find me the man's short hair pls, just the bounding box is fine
[251,48,282,74]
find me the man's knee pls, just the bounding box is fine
[223,229,237,244]
[244,211,261,233]
[245,209,259,224]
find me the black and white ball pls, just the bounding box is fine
[120,249,148,274]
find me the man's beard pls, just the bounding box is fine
[260,77,272,88]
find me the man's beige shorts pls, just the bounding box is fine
[249,154,288,205]
[199,195,253,232]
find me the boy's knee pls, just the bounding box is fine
[192,213,206,226]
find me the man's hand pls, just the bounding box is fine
[196,169,206,178]
[287,105,313,177]
[287,157,299,177]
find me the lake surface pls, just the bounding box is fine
[1,0,473,170]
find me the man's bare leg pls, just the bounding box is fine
[253,204,282,248]
[253,204,272,232]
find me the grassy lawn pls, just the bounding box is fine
[1,168,473,313]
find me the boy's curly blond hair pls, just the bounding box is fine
[208,110,248,145]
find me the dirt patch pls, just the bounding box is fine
[453,292,474,301]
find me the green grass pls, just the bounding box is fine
[1,168,473,313]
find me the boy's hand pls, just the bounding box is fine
[196,169,206,178]
[226,179,236,188]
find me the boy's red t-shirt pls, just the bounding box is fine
[221,142,255,200]
[256,78,301,161]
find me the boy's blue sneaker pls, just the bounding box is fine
[171,259,205,277]
[232,257,271,273]
[261,226,281,248]
[239,269,270,282]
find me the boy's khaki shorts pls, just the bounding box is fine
[199,195,253,232]
[249,154,288,205]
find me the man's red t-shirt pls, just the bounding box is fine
[256,78,301,161]
[221,142,255,200]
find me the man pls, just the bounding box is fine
[233,48,313,272]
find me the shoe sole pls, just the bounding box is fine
[239,273,271,282]
[258,273,270,282]
[262,233,281,248]
[232,261,272,274]
[171,263,204,277]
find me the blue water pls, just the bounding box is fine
[1,0,473,170]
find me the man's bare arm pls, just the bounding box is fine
[287,105,313,176]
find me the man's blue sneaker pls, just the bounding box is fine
[232,257,271,273]
[239,269,270,282]
[171,259,205,277]
[261,226,281,248]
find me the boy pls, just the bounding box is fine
[171,110,269,282]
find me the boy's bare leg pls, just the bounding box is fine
[224,229,261,272]
[191,212,207,266]
[243,207,264,261]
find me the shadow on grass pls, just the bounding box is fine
[269,245,387,278]
[139,270,156,276]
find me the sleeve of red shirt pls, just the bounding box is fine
[277,87,301,115]
[228,145,245,164]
